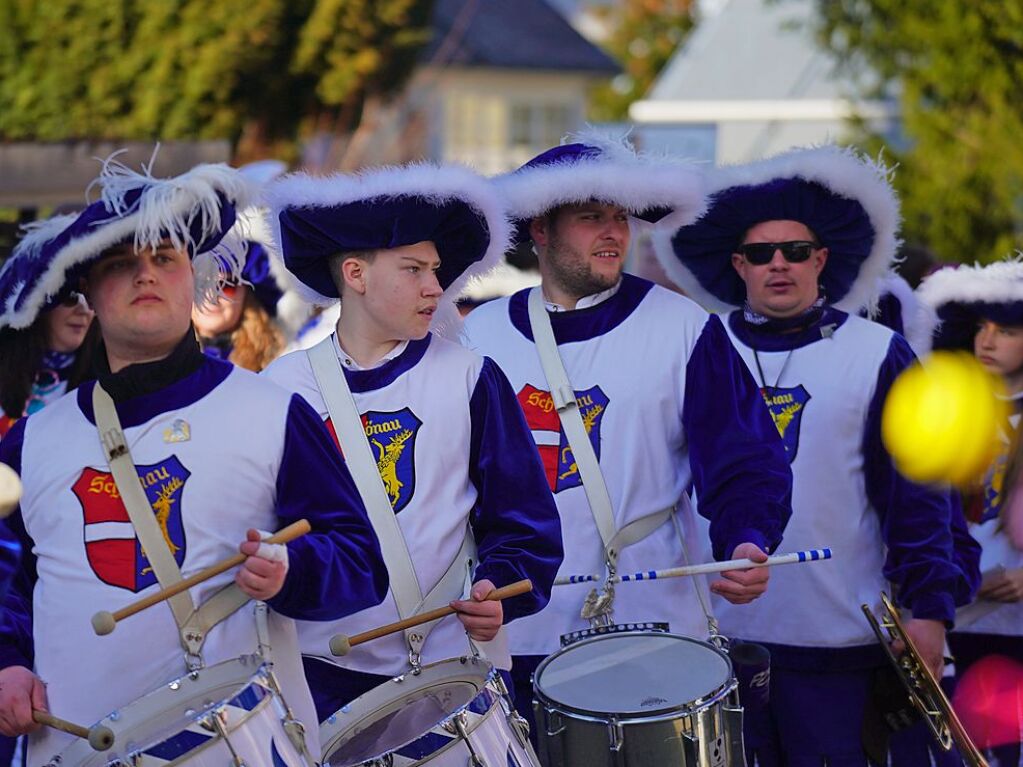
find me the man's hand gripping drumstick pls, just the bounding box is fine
[0,666,114,750]
[91,520,310,635]
[329,579,532,656]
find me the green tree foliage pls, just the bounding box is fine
[0,0,433,159]
[589,0,695,122]
[814,0,1023,264]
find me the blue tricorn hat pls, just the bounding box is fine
[0,156,252,329]
[263,163,510,307]
[652,145,900,314]
[917,257,1023,352]
[496,130,707,245]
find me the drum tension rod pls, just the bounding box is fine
[453,712,485,767]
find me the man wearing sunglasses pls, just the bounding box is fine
[654,146,978,767]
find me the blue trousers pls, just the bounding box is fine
[744,663,961,766]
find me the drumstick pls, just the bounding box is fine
[329,578,532,657]
[0,463,23,518]
[33,710,114,751]
[91,519,312,636]
[554,548,833,586]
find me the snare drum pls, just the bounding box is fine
[45,655,312,766]
[532,630,745,767]
[320,655,540,766]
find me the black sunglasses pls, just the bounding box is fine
[735,240,820,265]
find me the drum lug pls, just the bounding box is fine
[607,716,624,752]
[211,712,247,767]
[544,708,566,737]
[723,703,748,767]
[453,711,485,767]
[607,717,628,767]
[493,673,532,748]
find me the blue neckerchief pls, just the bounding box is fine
[742,293,827,332]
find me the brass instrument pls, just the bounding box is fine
[862,592,988,767]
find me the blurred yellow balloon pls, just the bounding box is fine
[883,351,1009,487]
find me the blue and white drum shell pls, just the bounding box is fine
[320,655,539,767]
[533,631,743,767]
[44,655,310,767]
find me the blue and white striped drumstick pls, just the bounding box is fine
[554,548,833,586]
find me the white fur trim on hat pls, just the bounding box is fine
[261,162,512,315]
[916,256,1023,311]
[496,127,708,230]
[1,155,254,329]
[651,144,901,315]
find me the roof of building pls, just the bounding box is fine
[645,0,880,102]
[421,0,620,75]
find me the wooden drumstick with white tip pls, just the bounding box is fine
[329,579,532,656]
[91,519,311,636]
[33,710,114,751]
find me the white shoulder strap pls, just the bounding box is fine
[92,384,196,628]
[93,383,311,667]
[307,336,424,619]
[92,384,233,664]
[526,288,619,563]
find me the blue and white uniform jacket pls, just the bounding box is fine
[461,274,793,656]
[263,332,563,674]
[715,306,975,669]
[0,356,386,764]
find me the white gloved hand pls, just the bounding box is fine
[255,529,290,572]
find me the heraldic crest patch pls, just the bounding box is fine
[74,456,191,593]
[517,383,610,493]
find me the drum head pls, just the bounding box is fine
[322,657,493,767]
[534,631,732,717]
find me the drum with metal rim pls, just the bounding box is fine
[320,655,540,766]
[44,655,312,766]
[533,629,745,767]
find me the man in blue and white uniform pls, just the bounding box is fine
[0,157,387,765]
[654,144,979,766]
[462,133,794,730]
[261,163,563,720]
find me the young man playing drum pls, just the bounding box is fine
[261,164,563,722]
[0,158,387,765]
[460,133,794,734]
[653,145,977,766]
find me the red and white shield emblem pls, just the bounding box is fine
[72,457,190,592]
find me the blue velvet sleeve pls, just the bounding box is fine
[863,335,960,623]
[468,358,564,622]
[683,315,793,560]
[0,418,34,670]
[950,492,982,606]
[267,394,388,620]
